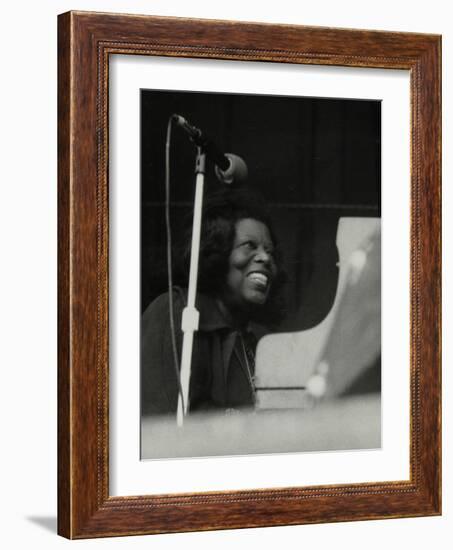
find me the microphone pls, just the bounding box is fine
[172,114,248,184]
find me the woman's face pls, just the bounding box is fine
[225,218,277,308]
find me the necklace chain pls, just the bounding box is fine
[234,333,256,402]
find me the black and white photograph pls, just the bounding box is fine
[140,89,382,459]
[1,0,447,546]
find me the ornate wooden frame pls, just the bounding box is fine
[58,11,441,539]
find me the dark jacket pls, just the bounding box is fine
[141,288,265,416]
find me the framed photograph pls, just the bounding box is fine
[58,11,441,538]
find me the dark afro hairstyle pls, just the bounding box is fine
[174,188,286,327]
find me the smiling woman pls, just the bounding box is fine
[227,218,276,308]
[139,87,384,450]
[141,189,286,416]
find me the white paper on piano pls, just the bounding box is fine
[255,217,381,409]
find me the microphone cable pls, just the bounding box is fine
[165,115,185,413]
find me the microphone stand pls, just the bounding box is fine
[176,147,205,427]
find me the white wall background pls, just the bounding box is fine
[0,1,450,548]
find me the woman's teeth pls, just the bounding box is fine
[248,273,268,288]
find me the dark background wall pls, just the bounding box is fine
[141,89,381,332]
